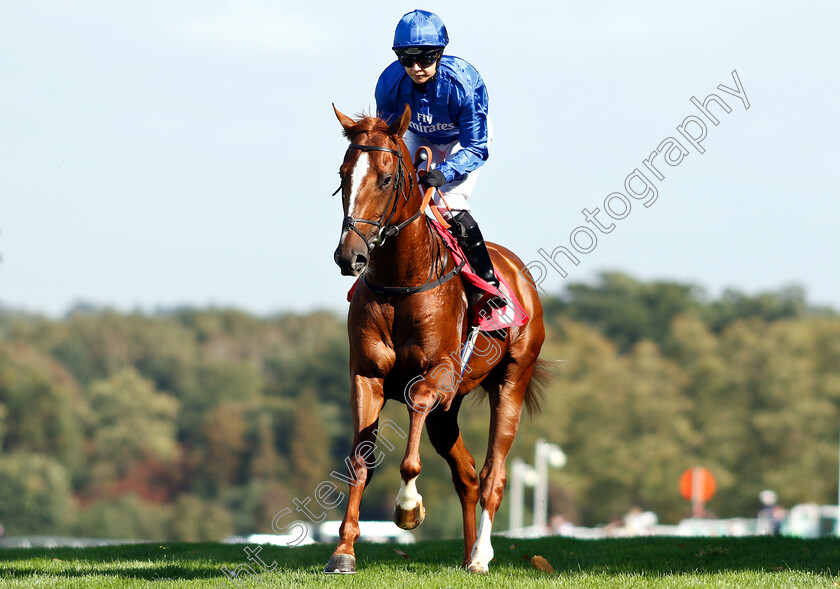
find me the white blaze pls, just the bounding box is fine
[347,152,369,219]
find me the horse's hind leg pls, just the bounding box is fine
[425,396,479,567]
[468,360,537,574]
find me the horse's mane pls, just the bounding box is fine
[341,113,392,139]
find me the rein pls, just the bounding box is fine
[342,140,464,296]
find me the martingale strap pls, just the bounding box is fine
[363,257,466,296]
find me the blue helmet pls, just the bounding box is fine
[392,9,449,50]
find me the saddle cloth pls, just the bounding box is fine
[346,218,529,333]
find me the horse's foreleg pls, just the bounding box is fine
[468,363,535,574]
[393,375,443,529]
[425,396,479,567]
[324,376,385,574]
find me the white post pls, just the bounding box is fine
[691,467,705,518]
[510,458,525,532]
[533,439,567,534]
[509,458,537,533]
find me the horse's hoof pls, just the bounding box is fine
[324,553,356,574]
[393,501,425,530]
[467,562,489,574]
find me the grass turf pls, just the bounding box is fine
[0,536,838,588]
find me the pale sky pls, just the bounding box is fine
[2,1,838,316]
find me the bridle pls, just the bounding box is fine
[339,141,423,252]
[337,138,465,296]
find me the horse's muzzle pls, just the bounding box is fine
[334,243,368,276]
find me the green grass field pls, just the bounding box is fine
[0,536,838,588]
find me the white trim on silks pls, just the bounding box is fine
[347,152,369,218]
[468,509,495,573]
[396,476,422,510]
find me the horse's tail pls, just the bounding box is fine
[523,357,556,416]
[470,357,557,416]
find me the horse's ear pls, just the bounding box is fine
[388,103,412,138]
[333,103,356,133]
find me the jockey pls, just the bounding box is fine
[375,9,503,302]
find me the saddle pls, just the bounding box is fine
[427,218,529,333]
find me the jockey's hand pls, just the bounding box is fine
[420,169,447,189]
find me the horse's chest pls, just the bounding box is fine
[354,302,464,389]
[392,314,461,371]
[393,340,432,373]
[381,341,435,402]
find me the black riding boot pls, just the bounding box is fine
[451,211,506,309]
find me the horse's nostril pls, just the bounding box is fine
[352,254,368,271]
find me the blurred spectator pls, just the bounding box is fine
[550,514,574,536]
[623,506,658,536]
[757,490,786,535]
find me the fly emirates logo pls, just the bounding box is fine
[411,112,455,134]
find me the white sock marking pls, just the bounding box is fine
[468,509,494,572]
[396,476,422,510]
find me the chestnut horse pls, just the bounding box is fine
[327,104,547,575]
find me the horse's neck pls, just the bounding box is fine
[366,140,442,286]
[367,214,439,286]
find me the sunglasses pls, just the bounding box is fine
[396,50,441,68]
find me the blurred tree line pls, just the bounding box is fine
[0,272,838,540]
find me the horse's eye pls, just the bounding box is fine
[381,174,393,188]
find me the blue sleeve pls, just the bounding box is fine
[375,63,401,125]
[436,81,489,182]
